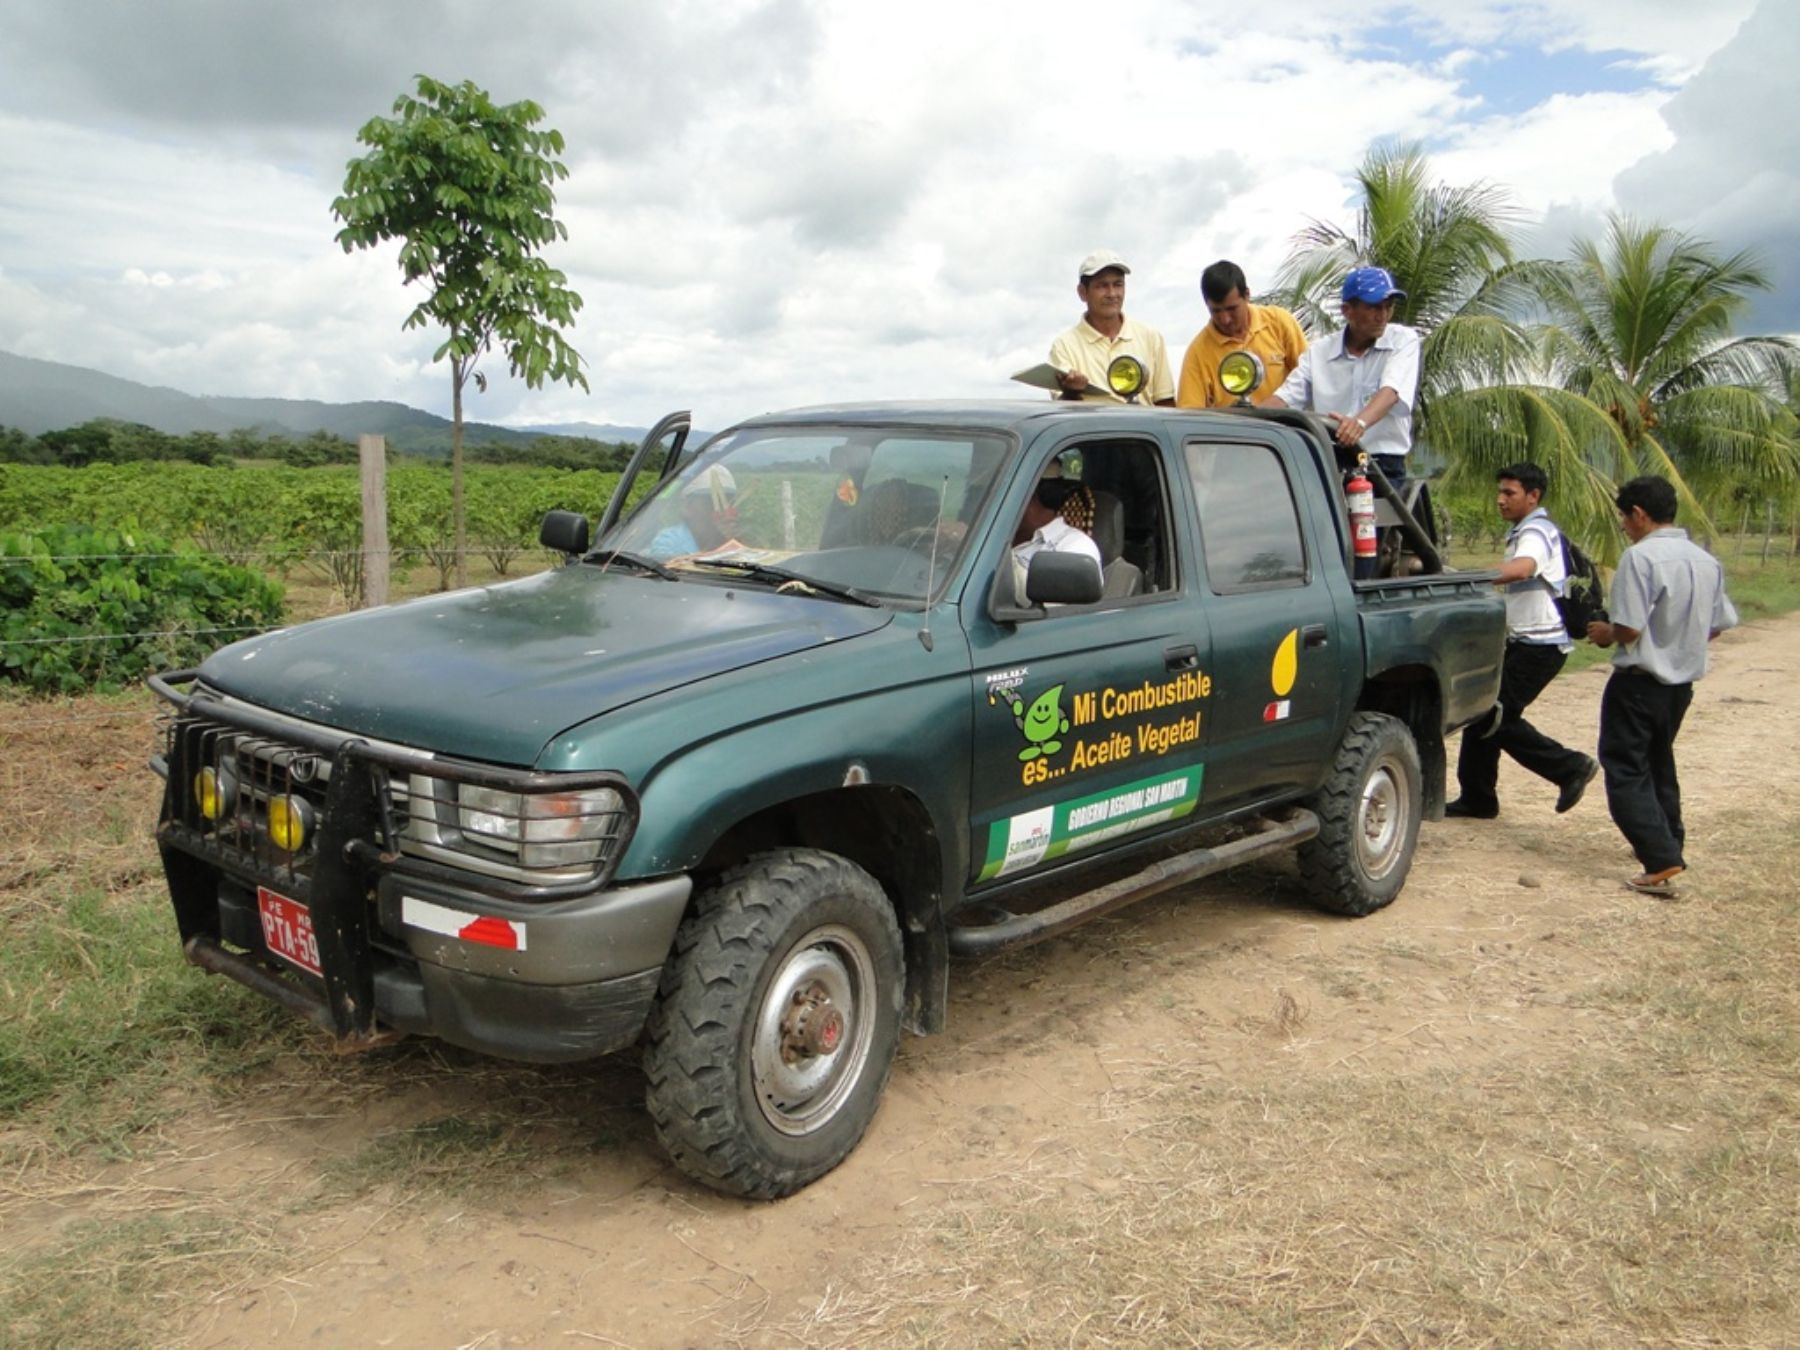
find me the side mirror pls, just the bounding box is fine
[539,510,591,556]
[989,550,1103,622]
[1027,551,1104,606]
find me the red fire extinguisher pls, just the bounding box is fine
[1345,460,1378,579]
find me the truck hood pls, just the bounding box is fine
[197,567,892,765]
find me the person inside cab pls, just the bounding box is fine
[1012,475,1103,601]
[649,465,739,558]
[1050,251,1176,405]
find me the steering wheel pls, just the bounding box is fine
[891,525,945,555]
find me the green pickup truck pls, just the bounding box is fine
[151,399,1502,1197]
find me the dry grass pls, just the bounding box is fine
[0,1206,287,1350]
[772,825,1800,1348]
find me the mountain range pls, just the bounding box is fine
[0,349,664,454]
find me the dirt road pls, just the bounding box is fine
[10,613,1797,1347]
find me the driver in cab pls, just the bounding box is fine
[1012,476,1102,601]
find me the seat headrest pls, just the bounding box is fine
[1088,489,1124,564]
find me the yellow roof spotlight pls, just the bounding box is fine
[1106,355,1147,402]
[1218,350,1266,404]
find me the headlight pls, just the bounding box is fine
[1106,355,1147,401]
[456,784,629,869]
[1218,350,1265,402]
[194,764,238,821]
[267,794,313,852]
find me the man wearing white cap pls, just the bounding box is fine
[1049,251,1176,405]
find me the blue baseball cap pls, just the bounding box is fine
[1341,266,1406,304]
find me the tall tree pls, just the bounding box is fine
[332,75,587,586]
[1275,144,1633,548]
[1535,216,1800,526]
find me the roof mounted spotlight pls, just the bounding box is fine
[1218,351,1266,406]
[1106,355,1148,403]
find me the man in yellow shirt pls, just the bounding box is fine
[1049,250,1176,405]
[1176,260,1308,408]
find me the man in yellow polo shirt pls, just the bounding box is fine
[1176,260,1307,408]
[1049,250,1176,405]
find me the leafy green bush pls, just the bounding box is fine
[0,525,285,694]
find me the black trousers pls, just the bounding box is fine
[1456,640,1589,812]
[1598,669,1693,874]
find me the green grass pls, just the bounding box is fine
[0,886,306,1150]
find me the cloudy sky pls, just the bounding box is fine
[0,0,1793,434]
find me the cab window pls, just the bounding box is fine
[1184,442,1308,592]
[1014,438,1176,606]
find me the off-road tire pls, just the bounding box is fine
[1297,712,1421,916]
[642,848,904,1199]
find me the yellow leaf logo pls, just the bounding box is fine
[1271,628,1298,697]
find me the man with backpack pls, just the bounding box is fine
[1446,463,1599,820]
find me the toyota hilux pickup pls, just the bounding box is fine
[150,394,1503,1198]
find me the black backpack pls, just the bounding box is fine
[1555,534,1606,639]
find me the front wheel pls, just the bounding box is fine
[642,848,904,1198]
[1297,712,1422,916]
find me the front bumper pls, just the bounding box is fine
[151,671,689,1063]
[182,866,691,1063]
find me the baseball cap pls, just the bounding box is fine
[1078,249,1131,280]
[1341,266,1406,304]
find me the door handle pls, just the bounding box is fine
[1164,643,1200,671]
[1302,624,1329,648]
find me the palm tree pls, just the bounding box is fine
[1534,217,1800,534]
[1274,145,1640,551]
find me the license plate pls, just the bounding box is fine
[257,885,322,977]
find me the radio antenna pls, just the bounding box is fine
[919,474,950,652]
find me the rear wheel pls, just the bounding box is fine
[1298,712,1421,916]
[643,848,904,1198]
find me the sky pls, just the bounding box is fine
[0,0,1793,435]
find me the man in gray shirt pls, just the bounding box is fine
[1586,476,1738,895]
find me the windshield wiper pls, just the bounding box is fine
[583,549,679,580]
[684,559,882,607]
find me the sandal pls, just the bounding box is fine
[1626,866,1684,897]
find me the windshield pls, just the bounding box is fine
[602,425,1011,606]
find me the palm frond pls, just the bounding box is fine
[1653,335,1800,402]
[1429,385,1635,557]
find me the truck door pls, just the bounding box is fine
[964,434,1213,888]
[1180,433,1345,809]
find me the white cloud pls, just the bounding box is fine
[0,0,1786,432]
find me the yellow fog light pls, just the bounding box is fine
[1219,351,1265,403]
[1106,355,1147,401]
[194,766,235,821]
[267,794,313,852]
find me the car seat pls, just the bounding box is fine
[1089,490,1142,598]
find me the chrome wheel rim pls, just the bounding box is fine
[1357,757,1408,882]
[751,923,877,1137]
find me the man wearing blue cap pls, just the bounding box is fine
[1268,266,1421,488]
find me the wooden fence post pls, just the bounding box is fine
[360,434,389,608]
